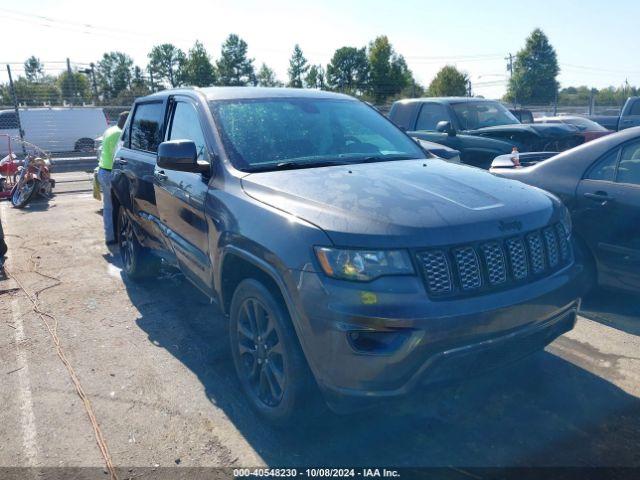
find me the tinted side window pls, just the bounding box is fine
[617,140,640,185]
[415,103,449,131]
[168,102,208,161]
[0,112,19,130]
[587,149,619,181]
[628,101,640,116]
[130,102,164,152]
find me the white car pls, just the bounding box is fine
[0,107,108,155]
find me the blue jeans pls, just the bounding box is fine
[97,168,114,242]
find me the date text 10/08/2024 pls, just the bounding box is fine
[233,469,401,478]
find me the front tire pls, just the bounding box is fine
[229,278,316,424]
[11,179,39,208]
[117,206,160,281]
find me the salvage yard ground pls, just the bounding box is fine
[1,172,639,470]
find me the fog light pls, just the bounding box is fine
[347,330,409,354]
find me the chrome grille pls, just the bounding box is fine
[505,237,528,280]
[526,231,546,274]
[481,242,507,285]
[418,250,452,294]
[418,222,571,298]
[453,247,482,290]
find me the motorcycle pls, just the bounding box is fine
[10,154,55,208]
[0,135,55,208]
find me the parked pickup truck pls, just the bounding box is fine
[588,97,640,131]
[389,97,582,168]
[110,87,586,423]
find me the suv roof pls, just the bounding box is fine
[144,86,354,102]
[394,97,497,105]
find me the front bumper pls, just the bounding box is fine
[284,259,587,402]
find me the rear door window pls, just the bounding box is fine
[415,103,449,131]
[628,101,640,116]
[130,102,164,153]
[587,149,619,182]
[616,140,640,185]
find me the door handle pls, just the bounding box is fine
[114,157,128,165]
[584,191,613,206]
[155,170,168,180]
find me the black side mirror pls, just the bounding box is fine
[157,140,209,174]
[436,121,456,136]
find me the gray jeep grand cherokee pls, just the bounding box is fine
[111,87,586,423]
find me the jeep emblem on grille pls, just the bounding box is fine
[499,220,523,232]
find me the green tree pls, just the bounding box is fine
[367,36,412,102]
[216,34,256,86]
[183,41,217,87]
[148,44,186,88]
[326,47,369,94]
[256,63,282,87]
[2,76,60,106]
[305,64,325,89]
[427,65,469,97]
[57,71,91,104]
[24,56,45,82]
[506,28,559,104]
[287,44,309,88]
[96,52,134,101]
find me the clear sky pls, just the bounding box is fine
[1,0,639,99]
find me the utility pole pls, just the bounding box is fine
[80,63,99,104]
[148,66,155,93]
[66,57,77,105]
[505,53,515,108]
[467,79,472,97]
[6,64,27,155]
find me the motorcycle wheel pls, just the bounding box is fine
[11,179,39,208]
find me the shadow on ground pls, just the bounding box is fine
[580,288,640,336]
[103,252,640,467]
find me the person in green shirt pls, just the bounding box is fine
[97,111,128,244]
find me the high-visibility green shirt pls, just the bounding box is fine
[98,125,122,170]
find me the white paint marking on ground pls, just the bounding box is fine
[2,200,38,466]
[11,295,39,466]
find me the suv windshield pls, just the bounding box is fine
[209,98,426,171]
[452,101,520,130]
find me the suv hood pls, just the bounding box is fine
[241,160,561,248]
[470,123,578,138]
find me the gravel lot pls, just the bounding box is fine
[1,172,639,472]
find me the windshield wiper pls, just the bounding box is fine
[356,155,418,164]
[247,160,350,172]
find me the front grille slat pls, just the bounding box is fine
[481,242,507,285]
[526,231,546,274]
[418,250,452,295]
[418,222,571,299]
[543,227,559,268]
[453,247,482,290]
[506,237,529,280]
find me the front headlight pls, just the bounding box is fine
[314,247,414,282]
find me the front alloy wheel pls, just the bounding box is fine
[237,297,286,407]
[230,279,317,424]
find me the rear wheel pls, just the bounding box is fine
[117,206,160,280]
[75,138,95,153]
[229,278,317,424]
